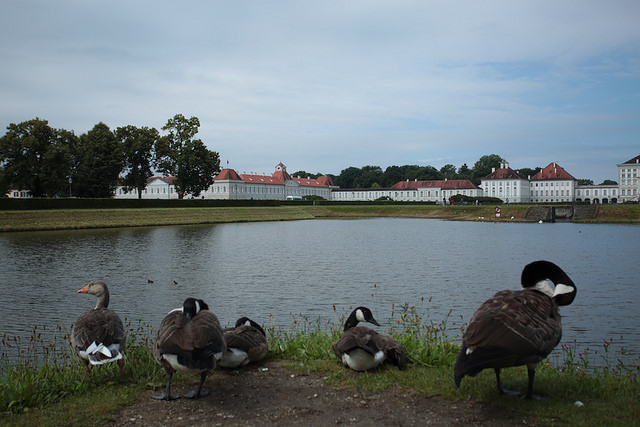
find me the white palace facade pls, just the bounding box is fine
[109,156,639,204]
[115,162,336,200]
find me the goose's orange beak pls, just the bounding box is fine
[77,284,89,293]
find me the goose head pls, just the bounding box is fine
[521,260,577,306]
[182,298,209,320]
[235,317,266,336]
[77,279,110,309]
[344,306,380,331]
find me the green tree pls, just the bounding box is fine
[116,125,159,199]
[381,166,403,187]
[457,163,472,180]
[291,170,320,179]
[354,165,383,188]
[75,122,123,198]
[335,166,361,188]
[471,154,503,184]
[156,114,220,198]
[578,179,594,186]
[516,167,539,179]
[600,179,617,185]
[0,118,74,197]
[440,164,457,180]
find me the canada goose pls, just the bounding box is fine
[219,317,268,368]
[332,307,407,371]
[71,280,127,376]
[152,298,226,400]
[454,260,577,399]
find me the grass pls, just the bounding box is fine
[1,303,639,426]
[1,203,638,232]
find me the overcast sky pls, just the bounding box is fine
[2,1,639,183]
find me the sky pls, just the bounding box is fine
[1,1,639,184]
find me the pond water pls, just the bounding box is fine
[1,218,638,367]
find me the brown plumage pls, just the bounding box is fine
[71,280,126,376]
[152,298,226,400]
[332,307,407,371]
[219,317,268,368]
[454,260,577,399]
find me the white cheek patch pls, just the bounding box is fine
[533,279,554,297]
[356,309,365,322]
[553,283,574,297]
[195,300,201,314]
[244,320,251,326]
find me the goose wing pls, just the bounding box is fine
[332,326,382,357]
[371,333,407,369]
[463,289,562,359]
[224,325,268,362]
[72,308,126,351]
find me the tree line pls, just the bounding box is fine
[0,114,220,199]
[2,115,614,199]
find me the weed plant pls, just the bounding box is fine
[1,302,639,425]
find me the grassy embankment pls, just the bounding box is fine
[1,204,638,425]
[1,303,638,426]
[1,203,638,232]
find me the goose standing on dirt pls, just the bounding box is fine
[219,317,269,368]
[72,280,127,376]
[332,306,407,371]
[454,260,577,399]
[152,298,226,400]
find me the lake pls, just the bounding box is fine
[1,218,638,367]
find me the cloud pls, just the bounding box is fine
[1,1,638,183]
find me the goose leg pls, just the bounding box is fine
[494,368,520,396]
[184,372,209,399]
[151,371,180,400]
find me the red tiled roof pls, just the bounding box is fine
[390,179,479,190]
[210,166,333,188]
[530,162,576,181]
[482,168,526,180]
[240,173,283,185]
[214,168,243,181]
[622,154,640,164]
[147,176,176,184]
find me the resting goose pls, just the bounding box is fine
[454,260,577,399]
[332,306,407,371]
[152,298,226,400]
[219,317,269,368]
[71,280,127,376]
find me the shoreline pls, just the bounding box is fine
[1,203,639,232]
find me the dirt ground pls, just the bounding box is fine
[105,361,535,426]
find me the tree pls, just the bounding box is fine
[578,179,594,186]
[116,125,159,199]
[471,154,503,184]
[75,122,123,198]
[291,170,320,179]
[440,164,457,180]
[354,165,383,188]
[0,118,74,197]
[600,179,617,185]
[457,163,472,180]
[335,166,362,188]
[381,166,403,187]
[156,114,220,198]
[516,167,539,179]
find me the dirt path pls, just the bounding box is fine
[105,361,535,426]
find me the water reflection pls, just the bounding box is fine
[1,218,638,366]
